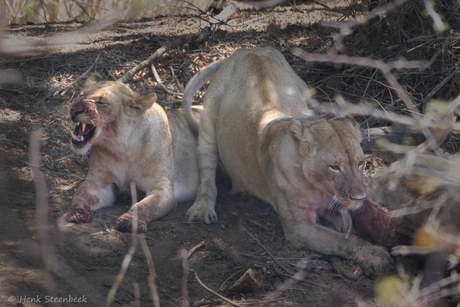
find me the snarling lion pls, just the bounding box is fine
[182,47,393,276]
[64,76,200,232]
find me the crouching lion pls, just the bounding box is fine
[64,76,200,232]
[182,47,393,276]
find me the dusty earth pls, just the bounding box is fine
[0,2,455,307]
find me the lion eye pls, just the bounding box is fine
[330,165,340,171]
[358,160,365,168]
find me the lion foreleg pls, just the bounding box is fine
[186,107,219,224]
[284,218,393,277]
[115,183,176,233]
[65,177,116,223]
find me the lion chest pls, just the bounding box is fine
[282,183,333,224]
[89,148,161,192]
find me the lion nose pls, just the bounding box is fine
[69,97,86,119]
[71,108,84,117]
[70,108,85,121]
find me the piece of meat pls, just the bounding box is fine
[351,199,396,248]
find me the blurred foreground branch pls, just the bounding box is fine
[29,129,106,305]
[292,48,426,115]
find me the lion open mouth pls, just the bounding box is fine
[71,122,96,146]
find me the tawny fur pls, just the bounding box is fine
[182,47,393,276]
[64,77,200,232]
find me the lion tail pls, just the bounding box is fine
[182,58,227,136]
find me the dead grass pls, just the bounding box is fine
[2,0,212,24]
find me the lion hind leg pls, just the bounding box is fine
[186,107,219,224]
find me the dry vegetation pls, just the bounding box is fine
[2,0,460,306]
[2,0,211,24]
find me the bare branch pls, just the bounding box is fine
[139,235,160,307]
[292,48,426,116]
[242,227,294,275]
[117,28,211,83]
[181,241,205,307]
[29,129,106,305]
[106,182,139,306]
[191,269,243,307]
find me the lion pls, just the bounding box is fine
[64,76,200,232]
[182,47,393,276]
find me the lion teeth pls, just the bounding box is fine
[71,131,77,139]
[81,122,86,131]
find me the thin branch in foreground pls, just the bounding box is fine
[190,269,243,307]
[291,48,426,117]
[29,129,106,305]
[181,241,205,307]
[30,129,55,288]
[420,271,460,301]
[321,0,410,30]
[106,182,139,306]
[133,282,140,307]
[181,249,190,307]
[243,226,294,275]
[388,193,448,218]
[139,235,160,307]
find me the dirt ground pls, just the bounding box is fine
[0,2,456,307]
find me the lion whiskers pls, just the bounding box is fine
[353,199,365,210]
[328,195,341,213]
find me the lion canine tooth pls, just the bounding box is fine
[71,131,77,139]
[81,122,86,131]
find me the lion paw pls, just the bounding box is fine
[186,197,217,224]
[354,244,394,277]
[330,256,363,280]
[64,202,91,223]
[114,213,148,233]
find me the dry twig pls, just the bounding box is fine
[106,182,139,306]
[139,235,160,307]
[117,28,211,83]
[29,129,106,305]
[292,48,426,115]
[243,227,294,275]
[181,241,205,307]
[151,64,182,96]
[190,269,243,307]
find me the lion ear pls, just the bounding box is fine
[130,92,157,112]
[342,118,362,143]
[289,119,316,156]
[85,72,107,87]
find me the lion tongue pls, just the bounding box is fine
[76,123,92,141]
